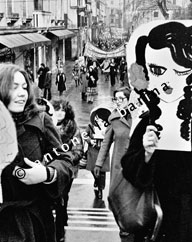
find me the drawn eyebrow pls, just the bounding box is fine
[174,69,192,76]
[148,63,167,71]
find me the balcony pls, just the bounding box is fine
[7,13,19,20]
[6,13,19,25]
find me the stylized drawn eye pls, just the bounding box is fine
[148,64,166,76]
[174,69,192,76]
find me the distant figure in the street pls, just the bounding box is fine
[100,58,110,81]
[92,60,99,95]
[86,65,97,104]
[72,60,80,87]
[43,66,52,100]
[25,65,34,84]
[51,98,84,242]
[105,58,117,86]
[85,106,111,199]
[80,65,88,101]
[37,63,46,90]
[56,68,66,96]
[56,57,63,70]
[119,57,127,86]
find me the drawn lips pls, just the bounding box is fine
[164,87,173,94]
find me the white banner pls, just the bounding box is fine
[84,42,126,59]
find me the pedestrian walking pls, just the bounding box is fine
[119,57,127,86]
[37,63,46,91]
[56,68,66,96]
[92,60,99,95]
[80,65,88,101]
[43,66,52,101]
[72,60,80,87]
[94,86,132,242]
[0,63,73,242]
[121,21,192,242]
[25,65,34,83]
[100,58,110,81]
[86,65,97,104]
[84,106,111,199]
[105,58,117,86]
[51,98,84,242]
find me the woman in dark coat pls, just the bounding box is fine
[94,87,132,241]
[56,69,66,96]
[121,21,192,242]
[105,58,117,86]
[37,63,46,90]
[86,66,97,104]
[0,63,73,242]
[85,106,111,199]
[51,98,84,242]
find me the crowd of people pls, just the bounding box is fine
[1,20,192,242]
[70,56,129,104]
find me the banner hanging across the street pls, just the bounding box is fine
[84,42,126,59]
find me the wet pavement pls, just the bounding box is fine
[51,61,122,242]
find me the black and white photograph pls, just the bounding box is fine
[0,1,191,242]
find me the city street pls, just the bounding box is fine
[52,61,122,242]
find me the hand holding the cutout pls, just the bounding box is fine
[143,125,158,163]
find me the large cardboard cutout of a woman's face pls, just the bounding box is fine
[127,20,192,151]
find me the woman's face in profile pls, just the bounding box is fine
[145,45,192,103]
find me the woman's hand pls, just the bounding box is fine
[13,158,47,185]
[143,125,158,163]
[94,166,101,178]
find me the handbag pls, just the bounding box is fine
[108,170,163,241]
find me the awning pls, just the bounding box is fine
[0,34,33,49]
[21,33,51,46]
[48,29,75,40]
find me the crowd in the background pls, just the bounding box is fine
[93,38,124,51]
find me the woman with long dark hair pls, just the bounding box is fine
[51,98,84,242]
[0,63,73,242]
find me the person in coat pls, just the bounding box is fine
[105,58,117,86]
[37,63,46,90]
[51,98,84,242]
[72,60,80,87]
[0,63,73,242]
[85,106,111,199]
[86,65,97,104]
[80,65,88,101]
[100,58,110,81]
[94,86,132,242]
[56,68,66,96]
[119,57,127,86]
[121,21,192,242]
[43,66,52,101]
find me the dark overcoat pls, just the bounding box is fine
[56,73,66,92]
[0,112,73,242]
[95,109,132,194]
[85,124,110,172]
[121,116,192,242]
